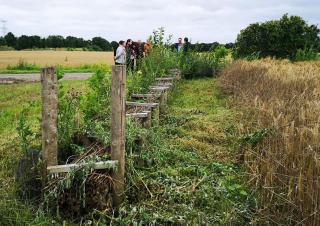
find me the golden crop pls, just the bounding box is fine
[0,50,114,69]
[219,59,320,225]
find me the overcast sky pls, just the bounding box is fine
[0,0,319,43]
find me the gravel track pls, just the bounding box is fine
[0,73,93,84]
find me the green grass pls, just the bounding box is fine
[0,63,111,74]
[103,77,255,225]
[0,80,88,180]
[0,77,255,225]
[0,80,88,141]
[167,78,236,162]
[0,80,88,225]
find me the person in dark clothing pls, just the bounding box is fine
[135,40,145,70]
[183,37,190,53]
[126,39,135,71]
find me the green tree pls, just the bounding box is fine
[45,35,65,48]
[111,41,118,55]
[0,36,6,46]
[234,14,320,59]
[91,37,112,51]
[16,35,31,50]
[29,35,41,48]
[4,32,17,48]
[65,36,87,48]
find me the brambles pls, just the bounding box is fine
[219,59,320,225]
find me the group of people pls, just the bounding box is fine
[114,39,152,71]
[114,37,190,70]
[174,37,190,53]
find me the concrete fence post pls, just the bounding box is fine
[41,67,58,169]
[111,65,126,209]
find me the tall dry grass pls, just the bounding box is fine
[219,59,320,225]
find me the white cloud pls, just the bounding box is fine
[0,0,319,43]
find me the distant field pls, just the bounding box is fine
[0,50,114,69]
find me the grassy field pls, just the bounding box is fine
[0,79,89,225]
[0,50,114,71]
[0,80,88,152]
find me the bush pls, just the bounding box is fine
[0,45,15,51]
[6,58,40,71]
[294,47,319,61]
[83,45,103,51]
[180,45,229,79]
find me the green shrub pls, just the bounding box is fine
[127,44,180,96]
[180,45,229,79]
[0,45,15,51]
[295,47,319,61]
[6,58,40,71]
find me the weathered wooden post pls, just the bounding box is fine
[41,67,58,169]
[111,65,126,209]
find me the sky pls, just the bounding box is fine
[0,0,319,43]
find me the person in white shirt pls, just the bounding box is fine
[114,40,126,65]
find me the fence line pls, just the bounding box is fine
[40,65,181,208]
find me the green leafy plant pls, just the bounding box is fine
[17,102,37,154]
[7,58,40,71]
[240,128,271,147]
[295,47,318,61]
[180,45,229,79]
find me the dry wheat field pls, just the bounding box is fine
[219,59,320,225]
[0,50,114,69]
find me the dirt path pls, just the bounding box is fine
[0,72,93,84]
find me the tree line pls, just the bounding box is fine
[0,32,233,52]
[0,33,119,51]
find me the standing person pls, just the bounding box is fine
[144,39,152,56]
[126,39,135,71]
[175,38,183,52]
[135,40,145,70]
[114,40,126,65]
[183,37,190,53]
